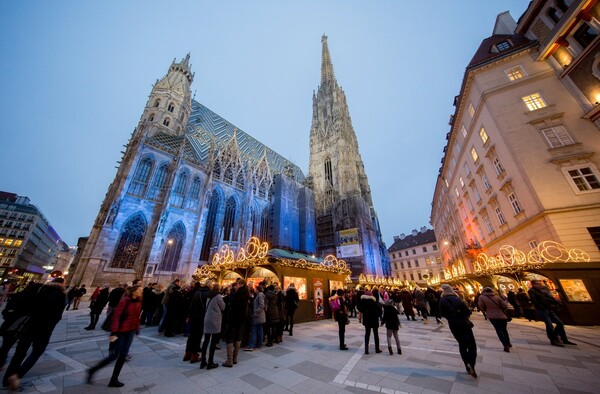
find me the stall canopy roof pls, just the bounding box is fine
[267,249,322,264]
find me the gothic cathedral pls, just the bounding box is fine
[308,36,391,278]
[73,37,390,287]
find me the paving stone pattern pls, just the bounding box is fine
[2,303,600,393]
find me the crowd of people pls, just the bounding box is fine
[0,276,577,389]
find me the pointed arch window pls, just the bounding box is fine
[213,160,221,179]
[235,172,245,190]
[167,103,175,113]
[174,171,188,195]
[153,99,160,107]
[185,176,202,210]
[223,197,237,241]
[260,207,270,241]
[158,222,185,272]
[324,157,333,186]
[200,190,219,261]
[224,166,234,185]
[111,213,146,269]
[128,157,153,197]
[163,118,170,127]
[147,163,169,200]
[148,113,155,122]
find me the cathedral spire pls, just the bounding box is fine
[320,34,336,86]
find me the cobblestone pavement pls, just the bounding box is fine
[3,305,599,393]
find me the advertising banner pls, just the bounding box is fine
[314,278,324,317]
[336,228,362,258]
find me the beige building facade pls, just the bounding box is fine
[431,1,600,294]
[388,227,443,286]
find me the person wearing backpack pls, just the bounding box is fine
[87,284,142,388]
[330,289,349,350]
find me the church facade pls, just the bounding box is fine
[72,37,389,287]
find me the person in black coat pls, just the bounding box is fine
[357,290,382,354]
[284,283,300,336]
[381,300,401,355]
[222,279,250,367]
[85,284,110,330]
[0,282,42,370]
[439,284,478,379]
[163,285,184,337]
[184,281,210,363]
[4,278,66,391]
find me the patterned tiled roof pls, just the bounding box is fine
[186,101,305,181]
[467,34,534,69]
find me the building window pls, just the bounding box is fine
[403,274,407,280]
[418,272,422,280]
[112,213,146,269]
[410,273,414,281]
[468,102,475,117]
[444,178,449,189]
[412,249,416,255]
[496,41,511,51]
[464,163,471,177]
[459,177,464,188]
[405,251,408,256]
[324,157,333,186]
[588,227,600,250]
[479,127,489,144]
[483,215,494,234]
[455,187,460,197]
[148,113,155,122]
[167,103,175,113]
[400,262,404,269]
[188,177,202,200]
[158,222,185,272]
[128,157,153,197]
[163,118,170,127]
[391,253,395,259]
[235,173,245,190]
[223,197,237,241]
[200,190,219,261]
[433,244,438,251]
[473,187,481,203]
[540,126,574,148]
[224,166,234,185]
[461,125,467,138]
[522,93,547,111]
[508,193,522,215]
[493,158,505,176]
[415,260,419,267]
[494,206,507,225]
[407,261,411,268]
[482,174,491,191]
[565,166,600,192]
[573,23,597,49]
[153,99,160,107]
[505,66,526,81]
[470,147,479,163]
[173,172,188,195]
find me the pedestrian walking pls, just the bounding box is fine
[72,284,86,310]
[516,288,536,321]
[3,278,66,391]
[439,284,478,379]
[399,288,416,321]
[528,280,576,347]
[87,284,143,388]
[358,290,382,354]
[478,287,512,352]
[381,299,401,355]
[85,284,110,330]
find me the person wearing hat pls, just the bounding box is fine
[439,284,478,378]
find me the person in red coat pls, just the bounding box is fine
[87,285,142,388]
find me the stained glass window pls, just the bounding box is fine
[128,157,153,197]
[223,197,236,241]
[200,190,219,261]
[158,222,185,272]
[112,213,146,269]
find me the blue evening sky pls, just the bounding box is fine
[0,1,529,247]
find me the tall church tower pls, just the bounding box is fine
[308,35,390,278]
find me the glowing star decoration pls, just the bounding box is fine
[473,241,590,275]
[359,274,367,284]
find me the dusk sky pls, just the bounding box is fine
[0,1,529,247]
